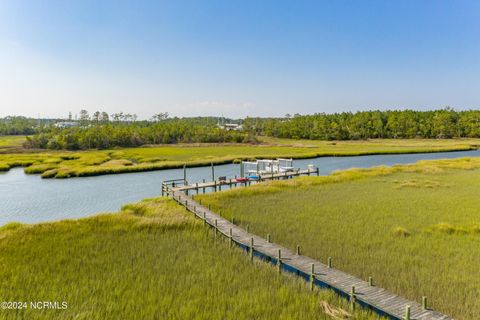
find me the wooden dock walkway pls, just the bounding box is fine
[167,168,319,195]
[166,187,453,320]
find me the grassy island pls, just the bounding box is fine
[1,136,479,179]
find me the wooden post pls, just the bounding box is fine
[214,219,218,241]
[368,276,373,286]
[327,257,332,268]
[350,286,356,311]
[183,164,186,184]
[277,249,282,274]
[296,245,301,255]
[404,305,411,320]
[267,234,271,243]
[250,237,254,261]
[310,263,315,290]
[422,296,427,310]
[203,212,206,226]
[229,228,233,248]
[211,162,214,181]
[232,217,235,224]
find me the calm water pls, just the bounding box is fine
[1,149,479,226]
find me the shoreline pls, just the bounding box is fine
[0,145,476,179]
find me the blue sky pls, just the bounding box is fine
[0,0,479,119]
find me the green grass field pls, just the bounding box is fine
[0,197,379,320]
[1,136,480,178]
[198,157,480,320]
[0,135,27,150]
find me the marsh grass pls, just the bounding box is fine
[1,137,480,178]
[0,135,26,149]
[199,158,480,319]
[0,197,379,319]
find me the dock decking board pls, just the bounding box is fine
[166,187,452,320]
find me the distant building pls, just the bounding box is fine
[218,123,243,131]
[54,121,79,129]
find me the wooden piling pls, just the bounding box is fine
[277,249,282,274]
[183,164,186,184]
[405,305,411,320]
[327,257,332,268]
[350,286,356,311]
[211,162,214,181]
[368,276,373,286]
[310,263,315,290]
[296,245,301,255]
[422,296,428,310]
[229,228,233,248]
[250,237,254,261]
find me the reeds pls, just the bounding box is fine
[0,197,380,319]
[200,158,480,319]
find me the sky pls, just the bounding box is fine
[0,0,479,119]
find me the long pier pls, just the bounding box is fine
[163,178,452,320]
[165,167,319,195]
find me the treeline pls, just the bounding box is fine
[0,116,48,135]
[244,109,480,140]
[24,119,254,150]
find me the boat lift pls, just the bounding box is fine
[240,158,295,178]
